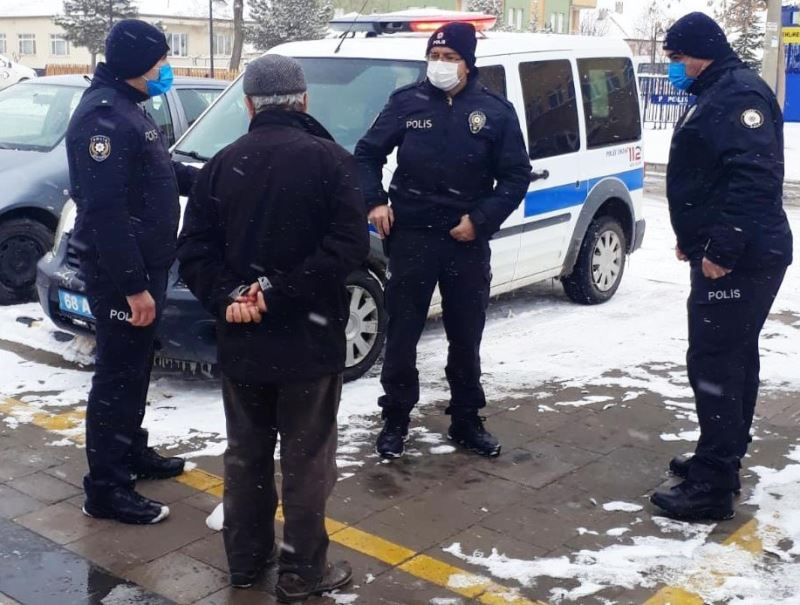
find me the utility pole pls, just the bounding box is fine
[209,0,215,78]
[761,0,782,93]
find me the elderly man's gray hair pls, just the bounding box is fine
[249,92,306,113]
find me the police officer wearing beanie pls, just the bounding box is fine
[355,23,531,459]
[650,12,793,521]
[66,19,198,524]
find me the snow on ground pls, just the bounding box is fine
[1,197,799,463]
[1,195,799,602]
[644,123,800,182]
[444,446,800,604]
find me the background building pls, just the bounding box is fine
[0,0,252,74]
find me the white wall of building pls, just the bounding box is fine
[0,13,239,71]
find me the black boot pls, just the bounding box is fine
[448,416,501,457]
[669,455,692,478]
[230,543,279,589]
[650,480,735,521]
[276,561,352,603]
[669,455,741,495]
[376,415,409,459]
[133,447,185,480]
[82,486,169,524]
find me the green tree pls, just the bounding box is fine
[54,0,138,70]
[248,0,333,51]
[716,0,766,70]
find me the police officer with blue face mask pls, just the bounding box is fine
[355,22,530,460]
[66,19,198,524]
[650,12,793,521]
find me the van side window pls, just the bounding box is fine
[518,60,580,161]
[480,65,507,98]
[578,57,641,149]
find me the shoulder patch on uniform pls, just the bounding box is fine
[469,110,487,134]
[88,135,111,162]
[740,108,764,129]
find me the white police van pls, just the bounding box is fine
[41,11,645,381]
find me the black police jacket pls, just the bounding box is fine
[66,63,198,296]
[667,54,793,270]
[177,110,370,383]
[354,78,531,237]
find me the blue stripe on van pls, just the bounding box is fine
[524,167,644,218]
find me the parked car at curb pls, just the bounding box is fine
[0,74,227,304]
[38,11,646,381]
[0,55,37,91]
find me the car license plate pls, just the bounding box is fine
[58,290,94,320]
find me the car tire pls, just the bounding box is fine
[0,218,54,305]
[562,215,627,305]
[342,269,386,382]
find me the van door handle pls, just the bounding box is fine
[531,169,550,182]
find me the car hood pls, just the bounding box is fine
[0,146,69,210]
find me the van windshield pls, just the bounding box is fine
[0,83,84,152]
[175,57,425,159]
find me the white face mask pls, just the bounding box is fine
[427,60,461,91]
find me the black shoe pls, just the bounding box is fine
[669,455,692,478]
[376,416,409,459]
[669,455,741,495]
[230,544,279,589]
[448,416,501,457]
[276,561,352,603]
[82,487,169,524]
[650,480,735,521]
[133,447,185,480]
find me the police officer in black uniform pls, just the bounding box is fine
[66,19,197,524]
[650,12,793,521]
[355,22,531,459]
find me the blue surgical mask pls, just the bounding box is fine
[145,64,174,97]
[668,62,696,91]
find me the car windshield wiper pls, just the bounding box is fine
[174,148,209,162]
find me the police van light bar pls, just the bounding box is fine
[329,11,497,36]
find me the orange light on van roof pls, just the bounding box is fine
[407,15,497,32]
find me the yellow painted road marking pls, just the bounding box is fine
[1,397,86,443]
[1,395,545,604]
[643,518,770,605]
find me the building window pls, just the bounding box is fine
[50,34,69,56]
[18,34,36,56]
[0,34,6,55]
[213,33,232,56]
[166,32,188,57]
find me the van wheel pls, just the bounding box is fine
[0,218,54,305]
[343,269,386,382]
[562,216,626,305]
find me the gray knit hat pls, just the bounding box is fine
[243,54,307,96]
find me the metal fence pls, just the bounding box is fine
[638,75,691,129]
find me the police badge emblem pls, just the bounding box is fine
[89,135,111,162]
[469,111,486,134]
[740,109,764,129]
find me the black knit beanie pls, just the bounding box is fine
[105,19,170,79]
[663,12,734,60]
[426,22,477,70]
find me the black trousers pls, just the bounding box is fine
[686,264,787,490]
[83,269,168,499]
[221,373,341,580]
[379,229,491,419]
